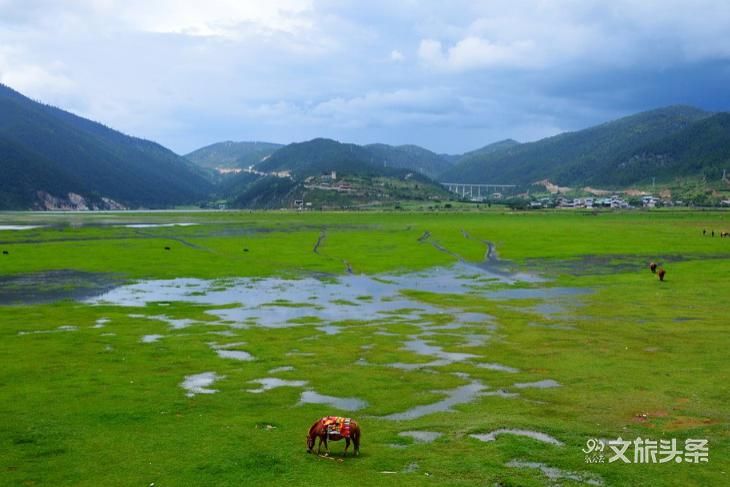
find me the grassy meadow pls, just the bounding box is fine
[1,209,729,486]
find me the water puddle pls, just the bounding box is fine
[141,334,164,343]
[130,314,199,330]
[18,325,78,336]
[387,338,478,370]
[216,350,254,361]
[93,318,110,328]
[181,372,224,397]
[246,377,308,394]
[78,261,592,363]
[470,428,564,446]
[489,287,590,300]
[316,325,341,335]
[269,366,295,373]
[513,379,560,389]
[0,225,45,230]
[476,362,520,373]
[505,460,603,486]
[381,381,487,420]
[387,359,452,370]
[209,342,254,361]
[483,389,519,398]
[121,223,199,228]
[298,390,368,411]
[398,431,442,443]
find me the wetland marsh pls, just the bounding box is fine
[1,209,729,486]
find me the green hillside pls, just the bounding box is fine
[214,138,450,208]
[443,106,712,186]
[454,138,521,163]
[185,141,283,169]
[364,143,453,179]
[254,138,379,177]
[595,112,730,186]
[0,84,213,209]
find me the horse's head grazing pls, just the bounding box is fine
[306,434,315,453]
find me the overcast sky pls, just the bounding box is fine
[2,1,730,154]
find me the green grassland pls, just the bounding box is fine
[1,209,729,486]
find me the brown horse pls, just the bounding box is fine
[649,262,657,273]
[306,416,361,456]
[657,267,666,281]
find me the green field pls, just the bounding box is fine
[1,209,729,486]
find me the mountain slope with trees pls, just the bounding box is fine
[185,141,283,169]
[442,106,713,186]
[0,83,213,209]
[363,143,454,179]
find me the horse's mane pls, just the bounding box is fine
[307,419,322,438]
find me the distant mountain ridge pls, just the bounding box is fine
[188,138,455,180]
[442,106,716,186]
[363,143,454,179]
[217,138,448,208]
[0,83,213,209]
[3,80,728,211]
[185,141,283,169]
[456,139,521,162]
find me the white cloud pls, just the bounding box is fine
[419,36,538,71]
[114,0,315,39]
[390,49,405,62]
[0,46,75,98]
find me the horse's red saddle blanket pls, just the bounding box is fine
[321,416,352,438]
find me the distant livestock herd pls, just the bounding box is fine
[703,229,729,237]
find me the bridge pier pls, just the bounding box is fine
[440,182,517,200]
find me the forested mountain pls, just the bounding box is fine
[454,139,521,163]
[4,79,728,211]
[213,138,449,208]
[0,83,213,209]
[595,112,730,186]
[363,143,453,179]
[185,141,283,169]
[255,138,382,177]
[442,106,713,186]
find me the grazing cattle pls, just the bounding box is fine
[2,250,8,255]
[649,262,657,273]
[164,246,171,250]
[307,416,361,456]
[243,248,249,252]
[721,232,729,238]
[703,229,707,236]
[657,268,666,281]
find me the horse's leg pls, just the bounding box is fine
[317,435,323,454]
[354,430,360,455]
[324,435,329,454]
[344,437,350,456]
